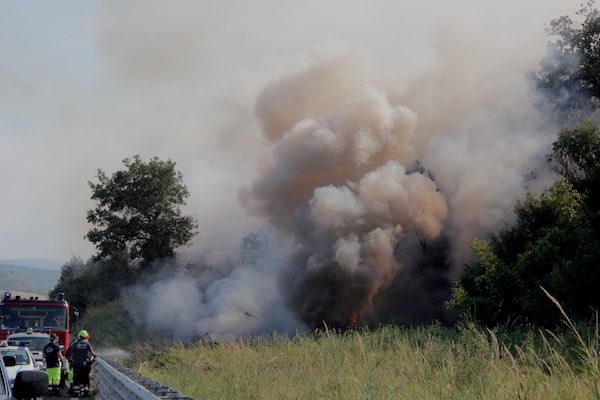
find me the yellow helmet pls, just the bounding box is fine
[78,330,89,339]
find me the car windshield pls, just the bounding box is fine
[7,336,48,351]
[0,305,67,330]
[0,349,30,365]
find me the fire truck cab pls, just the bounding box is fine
[0,292,77,354]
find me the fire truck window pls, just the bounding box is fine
[1,306,67,329]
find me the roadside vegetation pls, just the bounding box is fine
[129,320,600,400]
[82,300,141,347]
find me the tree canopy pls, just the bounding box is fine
[450,123,600,326]
[451,3,600,328]
[49,256,122,314]
[533,2,600,122]
[86,156,198,267]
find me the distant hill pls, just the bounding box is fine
[0,264,61,294]
[0,258,62,270]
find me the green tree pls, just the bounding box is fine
[86,156,198,267]
[49,257,93,313]
[448,239,518,324]
[549,122,600,181]
[533,2,600,121]
[50,257,126,314]
[450,177,598,326]
[451,121,600,326]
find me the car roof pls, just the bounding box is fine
[7,333,50,338]
[0,346,33,352]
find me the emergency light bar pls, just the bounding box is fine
[7,340,30,347]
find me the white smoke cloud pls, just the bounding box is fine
[127,242,301,340]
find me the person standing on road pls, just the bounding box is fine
[70,329,96,396]
[43,333,64,396]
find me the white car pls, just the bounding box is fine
[0,345,39,386]
[7,331,50,368]
[0,350,11,400]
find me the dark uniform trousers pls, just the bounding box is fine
[73,362,91,386]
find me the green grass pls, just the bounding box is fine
[125,322,600,400]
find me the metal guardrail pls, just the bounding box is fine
[94,357,195,400]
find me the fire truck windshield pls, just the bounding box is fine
[0,306,67,330]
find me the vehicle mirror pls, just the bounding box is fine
[2,355,16,367]
[36,361,45,368]
[13,370,48,398]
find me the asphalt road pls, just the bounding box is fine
[40,390,98,400]
[38,381,98,400]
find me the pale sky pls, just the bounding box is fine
[0,0,578,262]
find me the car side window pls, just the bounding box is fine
[15,353,27,365]
[1,350,29,365]
[0,367,5,395]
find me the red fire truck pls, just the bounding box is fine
[0,291,78,351]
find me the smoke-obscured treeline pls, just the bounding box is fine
[51,3,600,344]
[450,3,600,326]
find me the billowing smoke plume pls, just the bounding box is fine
[241,58,420,220]
[239,54,450,327]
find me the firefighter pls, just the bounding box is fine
[69,330,96,397]
[43,333,64,396]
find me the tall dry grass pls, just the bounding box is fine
[127,316,600,400]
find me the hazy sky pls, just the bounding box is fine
[0,0,578,262]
